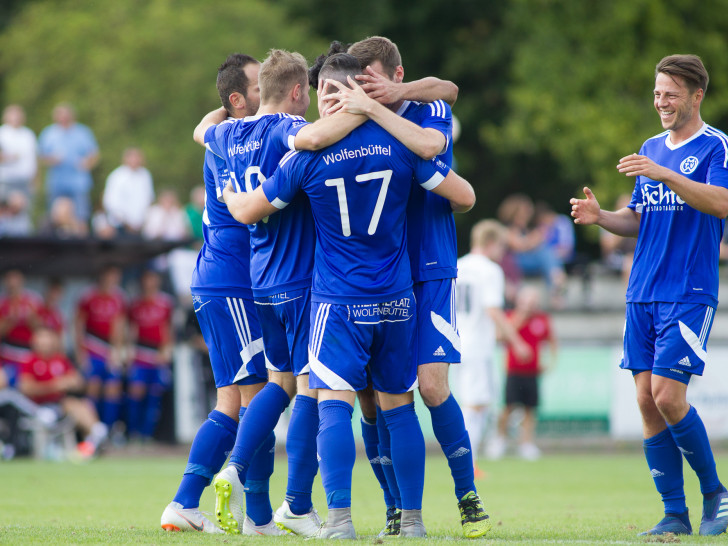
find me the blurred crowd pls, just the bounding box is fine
[0,103,203,242]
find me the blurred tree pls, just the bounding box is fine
[0,0,326,210]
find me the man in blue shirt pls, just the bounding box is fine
[571,54,728,537]
[193,49,365,537]
[322,36,489,539]
[38,103,99,220]
[223,52,475,539]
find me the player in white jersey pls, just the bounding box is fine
[455,220,530,465]
[571,55,728,536]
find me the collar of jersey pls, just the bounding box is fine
[395,100,411,116]
[665,122,707,150]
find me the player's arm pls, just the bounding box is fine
[324,77,446,160]
[74,309,89,368]
[487,307,532,362]
[109,314,126,369]
[570,187,641,237]
[193,107,227,147]
[222,183,278,224]
[293,112,366,151]
[355,66,458,106]
[617,153,728,218]
[426,169,475,213]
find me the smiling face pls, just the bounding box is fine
[654,72,702,135]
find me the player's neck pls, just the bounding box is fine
[257,100,300,117]
[669,116,704,145]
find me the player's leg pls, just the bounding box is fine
[124,363,148,440]
[414,279,490,538]
[517,377,541,460]
[653,302,727,536]
[60,396,108,452]
[100,365,123,432]
[140,367,169,440]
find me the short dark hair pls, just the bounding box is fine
[217,53,259,114]
[656,54,709,94]
[308,41,349,88]
[318,53,363,93]
[348,36,402,77]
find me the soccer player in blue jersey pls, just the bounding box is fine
[571,54,728,537]
[161,53,279,535]
[223,52,475,539]
[321,36,488,538]
[193,49,367,536]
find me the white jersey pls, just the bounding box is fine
[455,252,504,362]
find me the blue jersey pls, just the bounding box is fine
[205,114,316,297]
[627,124,728,306]
[262,121,451,304]
[400,100,458,282]
[190,150,253,298]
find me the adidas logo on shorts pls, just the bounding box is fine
[433,346,446,356]
[678,356,692,367]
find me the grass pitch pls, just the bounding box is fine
[0,447,726,544]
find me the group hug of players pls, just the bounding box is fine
[160,36,488,539]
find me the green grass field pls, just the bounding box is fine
[1,448,726,544]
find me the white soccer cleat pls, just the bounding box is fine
[518,442,542,461]
[243,516,291,536]
[485,435,506,460]
[213,466,245,534]
[273,500,322,537]
[160,501,223,533]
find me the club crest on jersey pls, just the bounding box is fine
[680,156,699,174]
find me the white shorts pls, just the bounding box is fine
[454,356,496,407]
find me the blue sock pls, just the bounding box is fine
[125,393,143,436]
[142,391,163,438]
[317,399,355,509]
[229,383,290,483]
[668,406,721,496]
[285,394,319,515]
[428,393,476,499]
[377,405,401,509]
[245,431,275,526]
[101,396,122,428]
[644,428,686,515]
[361,415,394,507]
[174,409,238,508]
[383,403,425,510]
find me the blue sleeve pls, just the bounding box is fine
[82,125,99,154]
[204,123,228,160]
[271,116,309,152]
[413,157,451,191]
[707,143,728,190]
[262,152,303,209]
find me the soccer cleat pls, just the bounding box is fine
[400,509,426,538]
[273,500,322,537]
[700,490,728,535]
[312,507,356,539]
[160,501,224,533]
[518,442,542,461]
[213,466,245,534]
[638,512,692,535]
[485,436,506,460]
[458,491,492,538]
[377,506,401,537]
[243,516,290,536]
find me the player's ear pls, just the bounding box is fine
[229,92,246,110]
[291,83,302,102]
[394,65,404,84]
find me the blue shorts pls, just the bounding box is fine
[127,363,172,392]
[255,287,311,376]
[87,354,123,383]
[413,279,461,366]
[308,293,417,394]
[192,294,267,388]
[621,302,716,385]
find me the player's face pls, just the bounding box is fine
[244,63,261,115]
[654,73,699,133]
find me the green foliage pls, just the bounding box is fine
[0,0,326,205]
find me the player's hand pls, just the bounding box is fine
[570,187,601,225]
[617,153,668,181]
[322,76,374,116]
[354,65,403,104]
[513,339,533,363]
[222,182,235,204]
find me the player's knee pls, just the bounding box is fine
[419,381,450,407]
[652,391,687,424]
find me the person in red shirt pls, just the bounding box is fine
[0,270,42,386]
[491,286,557,461]
[37,278,65,336]
[126,269,174,442]
[74,266,127,429]
[17,326,108,455]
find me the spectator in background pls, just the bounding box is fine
[38,103,99,221]
[0,270,42,387]
[0,191,33,237]
[39,196,88,238]
[75,266,127,432]
[0,104,37,200]
[18,326,108,458]
[184,185,205,242]
[102,148,155,237]
[497,194,567,308]
[125,269,174,444]
[535,201,575,267]
[143,189,190,241]
[488,286,557,461]
[600,193,637,285]
[91,201,117,239]
[456,220,530,477]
